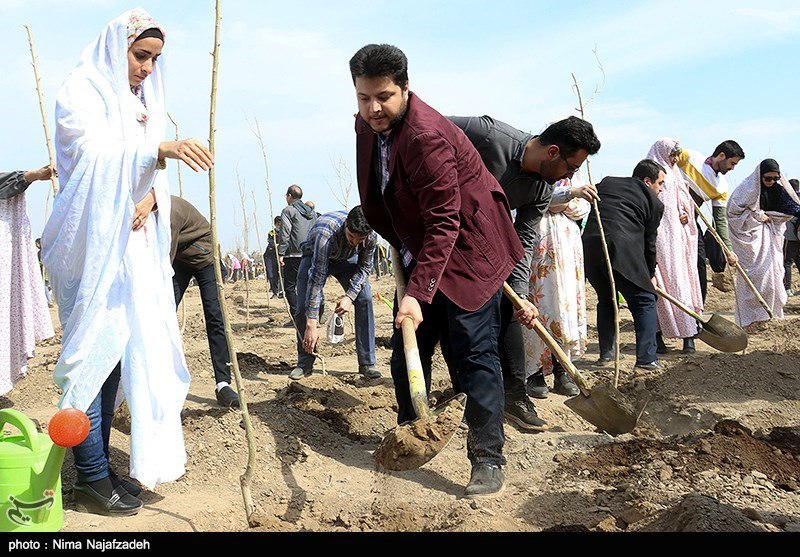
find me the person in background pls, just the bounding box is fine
[279,185,318,324]
[292,206,380,380]
[783,179,800,296]
[1,167,56,397]
[264,216,283,298]
[170,195,239,409]
[523,174,589,399]
[646,138,703,355]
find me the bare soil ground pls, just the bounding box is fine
[4,268,800,532]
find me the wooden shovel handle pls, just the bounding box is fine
[502,283,591,396]
[693,205,774,318]
[391,247,432,419]
[654,286,704,322]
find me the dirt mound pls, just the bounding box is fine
[634,494,765,532]
[742,319,800,351]
[275,374,397,443]
[555,420,800,489]
[236,352,289,377]
[647,350,800,406]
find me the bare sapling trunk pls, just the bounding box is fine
[23,25,59,221]
[205,0,258,525]
[572,64,621,388]
[168,112,188,333]
[236,169,251,331]
[250,191,269,308]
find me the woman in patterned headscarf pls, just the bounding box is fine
[645,138,704,354]
[727,159,800,327]
[42,8,213,516]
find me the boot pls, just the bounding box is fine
[526,371,549,399]
[682,337,696,354]
[656,332,669,354]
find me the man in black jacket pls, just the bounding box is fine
[171,196,239,408]
[583,160,666,370]
[450,115,601,430]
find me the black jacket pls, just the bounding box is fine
[448,115,551,298]
[583,176,664,293]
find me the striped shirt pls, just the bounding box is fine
[376,133,414,267]
[302,211,377,321]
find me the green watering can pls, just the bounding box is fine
[0,408,90,532]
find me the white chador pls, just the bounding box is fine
[42,9,189,489]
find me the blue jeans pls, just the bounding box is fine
[71,364,121,483]
[390,288,506,467]
[295,254,376,370]
[586,268,658,366]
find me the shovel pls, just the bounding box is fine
[694,205,774,319]
[374,249,467,472]
[654,286,748,353]
[503,283,639,436]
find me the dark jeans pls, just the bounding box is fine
[784,240,800,290]
[282,257,301,320]
[390,288,506,467]
[295,254,375,370]
[72,364,121,483]
[586,267,658,366]
[697,225,708,302]
[266,258,280,295]
[173,262,232,385]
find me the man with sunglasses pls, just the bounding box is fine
[449,115,601,431]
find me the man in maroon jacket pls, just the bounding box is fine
[350,44,529,497]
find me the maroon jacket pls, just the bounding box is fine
[355,92,524,311]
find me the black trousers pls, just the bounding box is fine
[173,262,232,385]
[390,289,506,467]
[282,256,302,320]
[697,226,708,302]
[784,240,800,290]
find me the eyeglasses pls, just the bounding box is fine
[559,152,582,174]
[763,175,781,183]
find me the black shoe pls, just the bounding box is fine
[73,481,143,517]
[504,398,548,432]
[282,320,295,328]
[216,385,240,408]
[682,337,696,354]
[464,463,505,498]
[108,470,142,497]
[635,361,663,371]
[596,353,625,366]
[656,332,669,354]
[358,365,381,379]
[526,372,549,399]
[552,371,580,397]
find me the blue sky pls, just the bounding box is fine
[2,0,799,253]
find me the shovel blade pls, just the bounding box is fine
[375,393,467,472]
[698,314,748,353]
[564,382,639,435]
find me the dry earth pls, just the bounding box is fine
[4,267,800,533]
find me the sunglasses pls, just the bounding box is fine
[763,175,781,183]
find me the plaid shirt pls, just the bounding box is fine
[303,211,377,320]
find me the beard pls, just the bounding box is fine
[385,97,408,133]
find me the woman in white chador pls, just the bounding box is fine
[42,8,213,516]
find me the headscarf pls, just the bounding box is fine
[759,159,783,212]
[127,8,166,47]
[729,160,800,219]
